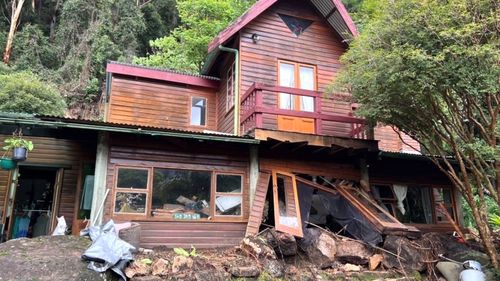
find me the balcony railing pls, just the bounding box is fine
[240,83,372,139]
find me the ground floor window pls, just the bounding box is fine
[113,165,245,221]
[372,184,456,225]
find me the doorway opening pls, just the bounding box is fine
[10,166,60,239]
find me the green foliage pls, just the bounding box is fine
[3,137,34,151]
[135,0,255,72]
[173,246,197,257]
[490,214,500,230]
[140,258,153,265]
[462,196,499,229]
[0,71,66,115]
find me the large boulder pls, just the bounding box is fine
[382,235,427,272]
[298,228,337,269]
[260,229,297,257]
[0,235,108,281]
[335,239,373,265]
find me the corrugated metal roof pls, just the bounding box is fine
[107,61,220,81]
[0,113,259,144]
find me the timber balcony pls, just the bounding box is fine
[240,83,372,139]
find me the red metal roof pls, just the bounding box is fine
[207,0,358,53]
[106,61,220,89]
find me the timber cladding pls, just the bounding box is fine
[239,0,353,136]
[103,134,251,248]
[0,134,96,230]
[107,75,217,131]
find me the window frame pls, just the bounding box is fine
[190,96,208,127]
[214,173,244,218]
[113,166,151,216]
[112,164,246,222]
[370,181,458,225]
[272,171,303,237]
[226,62,236,112]
[277,60,317,112]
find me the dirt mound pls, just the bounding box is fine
[0,235,106,281]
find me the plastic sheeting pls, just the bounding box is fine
[297,181,383,246]
[81,220,135,281]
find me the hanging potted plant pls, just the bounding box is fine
[0,157,16,170]
[3,135,34,162]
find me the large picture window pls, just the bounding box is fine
[113,165,245,221]
[152,169,211,219]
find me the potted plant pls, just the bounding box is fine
[0,158,16,170]
[3,136,34,161]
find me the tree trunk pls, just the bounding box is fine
[3,0,26,64]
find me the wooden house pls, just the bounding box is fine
[0,0,461,247]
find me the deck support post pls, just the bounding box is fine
[360,158,370,193]
[90,131,109,226]
[249,145,259,208]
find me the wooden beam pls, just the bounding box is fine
[291,142,309,152]
[255,129,378,150]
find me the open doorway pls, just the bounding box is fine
[9,166,62,239]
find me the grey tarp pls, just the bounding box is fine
[297,182,383,245]
[81,220,135,280]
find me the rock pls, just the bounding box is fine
[436,262,461,281]
[369,254,384,271]
[285,265,299,276]
[194,269,230,281]
[382,235,426,272]
[342,263,361,272]
[261,229,297,256]
[229,265,260,277]
[336,239,373,265]
[125,261,151,278]
[240,236,277,260]
[151,258,169,276]
[171,256,194,273]
[263,259,285,278]
[0,236,108,281]
[298,228,337,269]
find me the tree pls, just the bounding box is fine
[337,0,499,266]
[0,71,67,115]
[135,0,255,72]
[3,0,29,64]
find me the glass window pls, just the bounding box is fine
[278,62,315,112]
[433,187,455,223]
[191,97,207,126]
[152,169,211,219]
[215,174,242,216]
[398,186,433,224]
[115,192,147,214]
[216,175,242,193]
[117,168,148,189]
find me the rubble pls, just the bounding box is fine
[228,265,260,277]
[260,229,297,256]
[125,260,151,278]
[369,254,384,271]
[171,256,193,273]
[151,258,169,276]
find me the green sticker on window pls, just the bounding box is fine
[173,213,201,220]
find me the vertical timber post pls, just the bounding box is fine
[249,145,259,208]
[90,131,109,226]
[360,158,370,193]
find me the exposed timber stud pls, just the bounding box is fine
[218,45,240,136]
[249,145,259,208]
[90,131,109,226]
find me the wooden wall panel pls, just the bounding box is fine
[0,134,95,229]
[0,170,10,220]
[375,125,421,153]
[138,221,247,248]
[216,56,236,134]
[239,0,346,109]
[108,77,217,132]
[246,172,270,236]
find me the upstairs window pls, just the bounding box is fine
[191,97,207,126]
[278,61,316,112]
[226,62,236,111]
